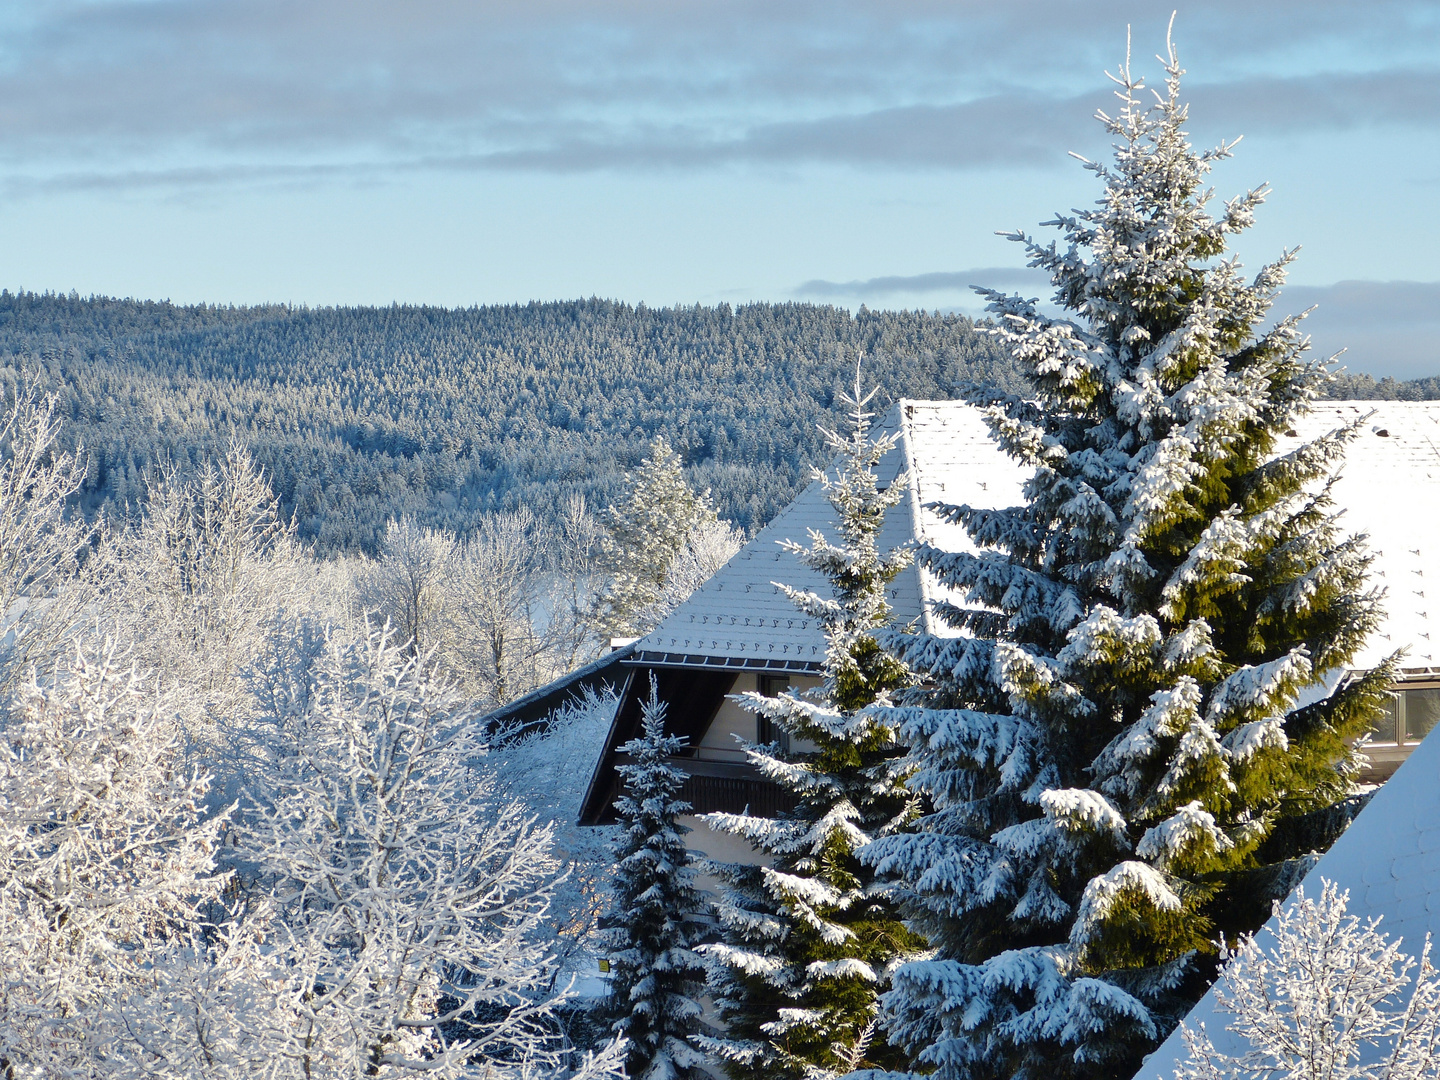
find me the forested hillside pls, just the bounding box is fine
[0,293,1028,553]
[0,291,1428,554]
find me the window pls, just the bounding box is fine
[757,674,793,753]
[1372,684,1440,745]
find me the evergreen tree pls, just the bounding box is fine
[863,34,1391,1080]
[597,435,724,638]
[698,375,924,1080]
[605,674,708,1080]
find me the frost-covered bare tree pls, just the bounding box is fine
[1176,879,1440,1080]
[0,393,103,691]
[360,508,610,707]
[110,441,311,768]
[0,642,231,1076]
[98,914,299,1080]
[449,507,548,705]
[359,515,454,660]
[542,493,607,673]
[239,620,624,1079]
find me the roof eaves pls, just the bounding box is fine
[627,651,821,674]
[478,640,636,732]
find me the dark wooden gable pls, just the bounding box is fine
[577,663,735,825]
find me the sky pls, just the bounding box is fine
[0,1,1437,379]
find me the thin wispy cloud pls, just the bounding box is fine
[796,267,1049,299]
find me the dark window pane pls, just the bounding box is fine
[1404,688,1440,743]
[758,675,793,751]
[760,675,792,697]
[1371,696,1399,744]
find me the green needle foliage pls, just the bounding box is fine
[605,675,708,1080]
[864,32,1393,1080]
[698,372,926,1080]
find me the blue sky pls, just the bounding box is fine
[1,1,1437,378]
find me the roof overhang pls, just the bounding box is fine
[576,660,745,826]
[478,641,637,734]
[627,650,821,674]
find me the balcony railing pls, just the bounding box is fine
[680,772,797,817]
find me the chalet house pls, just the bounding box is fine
[490,399,1440,863]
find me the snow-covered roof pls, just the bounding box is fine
[1282,401,1440,671]
[630,400,1030,669]
[632,398,1440,674]
[1137,696,1440,1079]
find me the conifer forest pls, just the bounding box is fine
[0,292,1428,555]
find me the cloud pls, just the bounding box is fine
[1281,280,1440,381]
[0,0,1436,188]
[796,267,1050,299]
[794,273,1440,381]
[1185,68,1440,137]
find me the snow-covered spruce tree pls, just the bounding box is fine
[595,436,726,638]
[1177,879,1440,1080]
[698,377,923,1080]
[240,619,624,1079]
[862,35,1391,1080]
[603,674,707,1080]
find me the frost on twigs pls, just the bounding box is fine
[240,619,623,1079]
[0,392,103,692]
[0,641,232,1076]
[1176,879,1440,1080]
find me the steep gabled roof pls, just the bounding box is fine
[631,404,913,669]
[630,399,1031,668]
[479,642,636,733]
[1137,698,1440,1079]
[630,398,1440,673]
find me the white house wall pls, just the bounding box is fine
[695,680,756,761]
[694,673,822,762]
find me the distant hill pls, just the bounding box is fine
[1324,370,1440,401]
[0,292,1027,553]
[2,291,1428,556]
